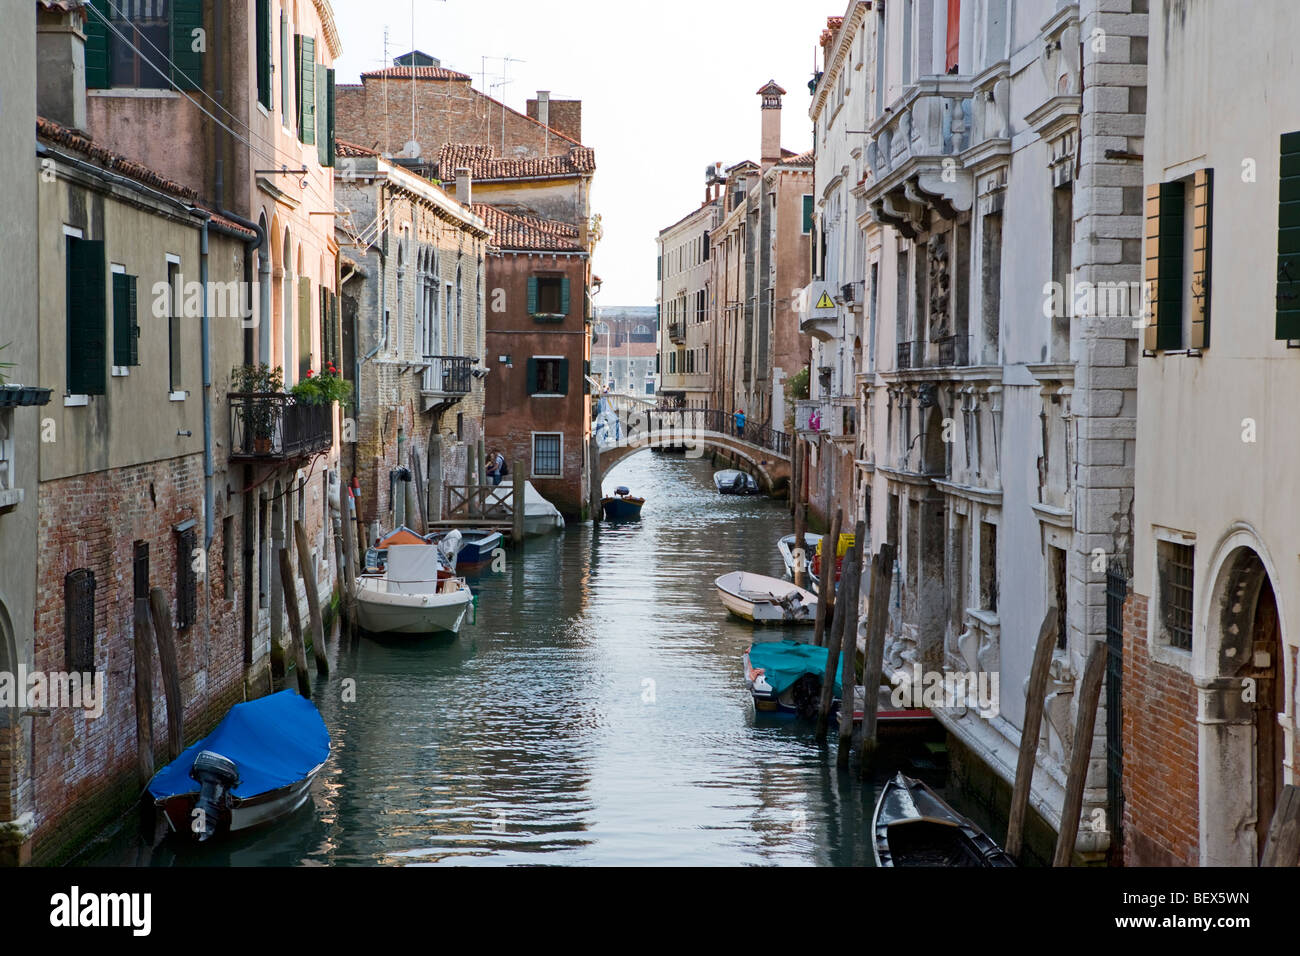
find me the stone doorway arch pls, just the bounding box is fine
[1197,529,1290,865]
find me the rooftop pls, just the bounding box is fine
[437,143,596,182]
[472,204,583,253]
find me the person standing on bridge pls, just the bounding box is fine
[734,408,746,439]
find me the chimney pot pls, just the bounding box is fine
[455,167,473,205]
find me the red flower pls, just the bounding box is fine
[306,369,314,378]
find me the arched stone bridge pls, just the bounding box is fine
[595,403,792,491]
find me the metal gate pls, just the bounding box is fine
[1105,561,1128,861]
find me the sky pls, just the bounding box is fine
[330,0,839,306]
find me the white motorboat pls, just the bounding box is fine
[714,469,760,495]
[715,571,818,625]
[485,479,565,537]
[355,543,473,635]
[778,532,822,579]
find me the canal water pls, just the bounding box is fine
[85,451,947,866]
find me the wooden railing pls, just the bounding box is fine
[444,483,514,520]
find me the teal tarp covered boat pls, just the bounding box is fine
[746,640,842,696]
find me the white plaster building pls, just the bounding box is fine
[657,196,720,408]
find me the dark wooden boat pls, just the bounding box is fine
[872,772,1016,867]
[601,486,645,520]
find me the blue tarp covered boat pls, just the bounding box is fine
[148,690,330,841]
[743,639,843,717]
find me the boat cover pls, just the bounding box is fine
[386,543,446,594]
[147,690,330,800]
[748,640,842,696]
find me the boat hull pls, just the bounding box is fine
[158,764,322,838]
[355,580,472,635]
[778,533,822,579]
[452,531,503,565]
[713,470,760,495]
[601,496,645,520]
[872,772,1017,867]
[715,572,817,625]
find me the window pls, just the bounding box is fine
[168,259,183,391]
[280,11,292,128]
[66,236,107,396]
[1146,170,1213,351]
[1048,545,1068,649]
[256,0,272,109]
[527,357,569,396]
[176,523,197,630]
[532,433,562,477]
[84,0,203,91]
[802,195,814,235]
[1278,133,1300,338]
[979,520,998,612]
[528,275,570,318]
[1157,539,1194,651]
[981,211,1002,363]
[133,540,149,601]
[112,268,139,368]
[946,0,962,73]
[1050,184,1072,361]
[64,568,96,673]
[295,34,316,146]
[298,275,312,380]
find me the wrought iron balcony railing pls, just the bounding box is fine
[422,355,473,397]
[229,392,333,462]
[897,341,916,370]
[668,322,686,343]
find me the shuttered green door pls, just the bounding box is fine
[67,237,107,395]
[1277,132,1300,338]
[171,0,204,91]
[83,0,110,89]
[296,36,316,145]
[526,277,539,316]
[326,69,336,167]
[525,358,538,394]
[112,272,139,367]
[556,358,569,395]
[559,277,571,316]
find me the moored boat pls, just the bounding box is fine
[778,532,822,579]
[714,469,760,495]
[872,772,1016,867]
[147,690,330,842]
[716,571,817,624]
[601,486,645,521]
[742,639,841,718]
[429,528,502,566]
[355,542,473,635]
[486,479,565,537]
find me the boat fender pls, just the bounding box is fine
[189,750,240,842]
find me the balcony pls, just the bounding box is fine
[896,341,916,370]
[668,322,685,344]
[933,334,971,368]
[795,399,829,435]
[421,355,473,399]
[229,392,332,463]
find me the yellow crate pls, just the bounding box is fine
[816,533,856,557]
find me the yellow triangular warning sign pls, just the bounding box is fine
[815,291,835,310]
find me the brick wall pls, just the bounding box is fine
[1121,588,1200,865]
[336,78,578,161]
[30,454,248,863]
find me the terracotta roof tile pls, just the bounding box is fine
[472,203,583,252]
[360,65,472,81]
[783,150,814,167]
[37,116,199,201]
[436,143,595,182]
[335,139,379,157]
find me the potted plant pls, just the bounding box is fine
[231,363,284,453]
[0,342,52,407]
[290,362,352,408]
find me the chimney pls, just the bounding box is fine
[37,1,87,130]
[536,90,551,128]
[455,167,472,205]
[757,80,786,173]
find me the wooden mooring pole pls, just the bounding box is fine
[146,587,185,761]
[813,508,841,647]
[294,520,330,676]
[1261,785,1300,866]
[857,542,896,777]
[1052,640,1108,866]
[836,520,867,768]
[816,543,858,743]
[512,461,526,548]
[1005,607,1059,861]
[277,547,312,699]
[338,490,359,639]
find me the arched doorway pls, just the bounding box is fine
[1199,534,1289,865]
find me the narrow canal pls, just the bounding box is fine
[87,451,955,866]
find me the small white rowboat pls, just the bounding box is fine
[715,571,818,625]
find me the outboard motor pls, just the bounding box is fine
[615,486,630,497]
[790,674,822,720]
[437,529,463,572]
[731,473,747,494]
[189,750,239,842]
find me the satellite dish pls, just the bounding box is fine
[402,139,422,159]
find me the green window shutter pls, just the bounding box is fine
[560,278,571,316]
[66,238,107,396]
[1189,168,1213,349]
[803,195,814,233]
[326,69,336,167]
[84,0,110,89]
[331,292,341,368]
[526,276,538,315]
[256,0,271,108]
[583,359,590,394]
[525,358,538,395]
[171,0,204,92]
[298,276,312,379]
[557,358,569,395]
[316,62,329,166]
[1277,132,1300,339]
[1143,181,1184,352]
[281,13,291,126]
[112,272,139,367]
[296,36,316,145]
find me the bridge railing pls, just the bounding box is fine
[634,406,789,458]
